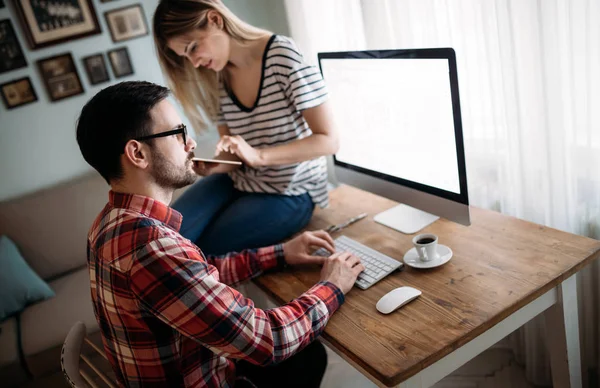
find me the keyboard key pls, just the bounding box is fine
[361,273,376,283]
[313,235,403,290]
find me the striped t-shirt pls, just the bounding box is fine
[217,35,329,208]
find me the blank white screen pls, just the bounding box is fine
[321,58,461,194]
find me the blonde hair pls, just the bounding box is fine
[153,0,270,134]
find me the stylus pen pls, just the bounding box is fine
[326,213,368,233]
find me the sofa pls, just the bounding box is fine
[0,173,110,386]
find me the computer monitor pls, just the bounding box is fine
[318,48,470,234]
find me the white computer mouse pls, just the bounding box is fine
[376,286,422,314]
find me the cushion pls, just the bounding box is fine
[0,236,55,321]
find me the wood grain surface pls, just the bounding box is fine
[253,185,600,386]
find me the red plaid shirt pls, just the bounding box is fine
[87,191,344,387]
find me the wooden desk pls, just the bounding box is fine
[253,185,600,387]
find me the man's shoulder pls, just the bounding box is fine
[90,205,158,240]
[88,205,183,271]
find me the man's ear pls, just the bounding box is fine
[123,140,150,170]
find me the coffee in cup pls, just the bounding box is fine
[412,233,439,262]
[416,237,435,244]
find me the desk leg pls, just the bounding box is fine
[544,274,581,388]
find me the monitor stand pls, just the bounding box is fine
[374,204,440,234]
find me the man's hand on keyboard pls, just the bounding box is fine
[320,252,365,294]
[282,230,336,266]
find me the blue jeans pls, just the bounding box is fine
[172,174,315,255]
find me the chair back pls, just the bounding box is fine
[61,321,117,388]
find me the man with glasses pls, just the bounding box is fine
[76,81,364,388]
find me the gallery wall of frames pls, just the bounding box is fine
[0,0,147,109]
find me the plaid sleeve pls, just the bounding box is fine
[205,244,286,286]
[129,238,345,365]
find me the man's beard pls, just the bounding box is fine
[150,150,197,190]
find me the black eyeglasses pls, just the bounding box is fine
[135,124,187,145]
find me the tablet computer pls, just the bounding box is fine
[192,157,242,166]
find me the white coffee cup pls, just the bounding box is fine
[412,233,440,262]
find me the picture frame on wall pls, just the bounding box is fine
[1,77,38,110]
[13,0,101,50]
[104,4,148,43]
[108,47,134,78]
[0,19,28,74]
[82,53,110,85]
[37,53,84,102]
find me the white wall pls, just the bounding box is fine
[0,0,289,202]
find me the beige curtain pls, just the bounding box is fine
[284,0,600,386]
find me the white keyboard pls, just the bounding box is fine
[315,235,404,290]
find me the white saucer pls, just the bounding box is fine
[403,244,453,269]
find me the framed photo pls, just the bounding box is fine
[1,77,38,109]
[108,47,133,78]
[82,53,109,85]
[37,53,84,102]
[13,0,101,50]
[0,19,28,74]
[104,4,148,43]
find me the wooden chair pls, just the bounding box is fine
[60,321,117,388]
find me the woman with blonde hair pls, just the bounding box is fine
[153,0,339,255]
